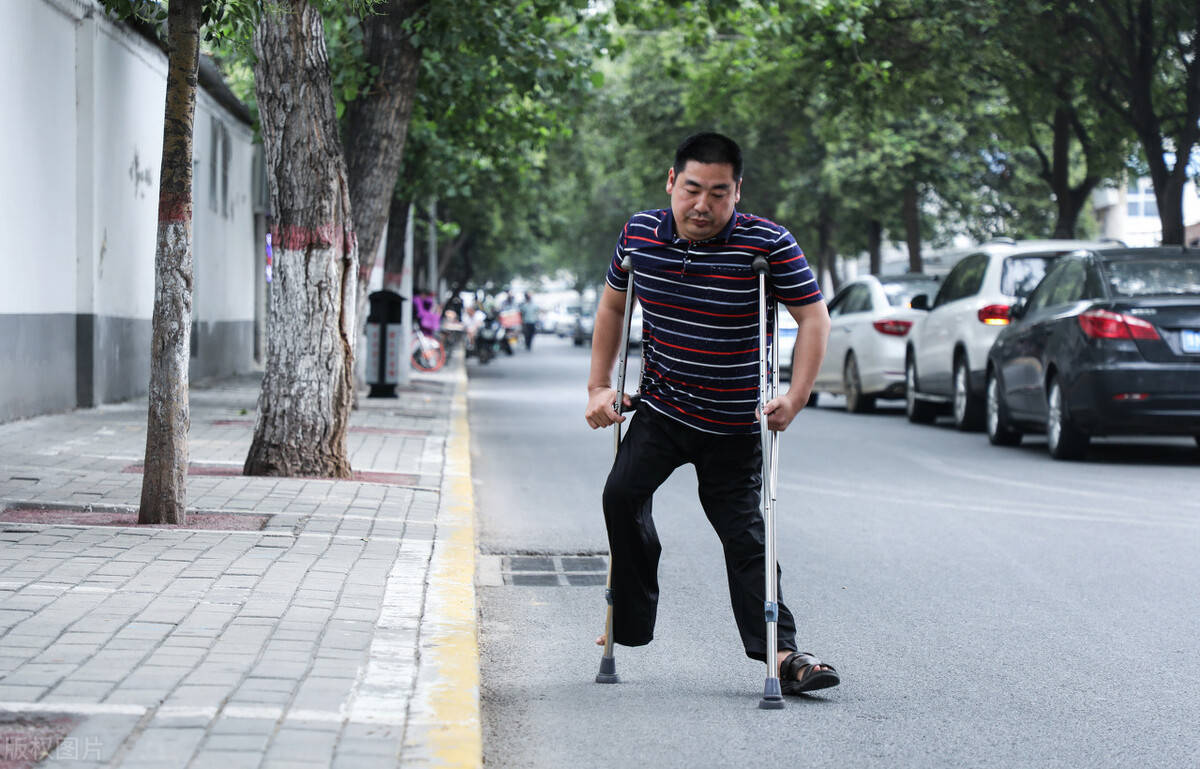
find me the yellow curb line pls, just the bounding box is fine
[416,360,482,768]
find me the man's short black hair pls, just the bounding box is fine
[673,132,743,181]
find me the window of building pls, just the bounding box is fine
[209,117,232,217]
[1126,178,1158,218]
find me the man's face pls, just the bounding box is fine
[666,160,741,242]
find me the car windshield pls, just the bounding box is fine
[882,280,940,307]
[1102,258,1200,297]
[1000,256,1056,298]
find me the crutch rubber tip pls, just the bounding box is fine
[595,655,619,684]
[759,678,785,709]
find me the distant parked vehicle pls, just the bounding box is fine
[629,303,643,347]
[904,238,1116,430]
[985,247,1200,459]
[572,306,596,346]
[809,274,940,412]
[555,305,583,338]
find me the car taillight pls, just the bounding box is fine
[977,304,1011,325]
[872,319,913,336]
[1077,309,1160,340]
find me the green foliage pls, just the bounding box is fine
[99,0,165,23]
[198,0,1190,283]
[392,0,609,283]
[98,0,261,43]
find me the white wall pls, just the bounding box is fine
[0,0,79,314]
[193,90,257,325]
[0,0,262,419]
[88,15,166,321]
[0,0,259,324]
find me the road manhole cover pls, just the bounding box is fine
[481,553,608,586]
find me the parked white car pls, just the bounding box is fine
[808,274,941,411]
[905,238,1116,430]
[553,304,582,337]
[629,303,643,346]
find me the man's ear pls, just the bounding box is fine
[665,167,676,195]
[734,179,742,204]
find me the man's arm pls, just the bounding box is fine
[585,285,634,429]
[762,299,830,432]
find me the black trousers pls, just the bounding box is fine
[602,405,798,662]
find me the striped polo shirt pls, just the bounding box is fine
[605,208,823,435]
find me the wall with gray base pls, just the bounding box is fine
[0,314,78,423]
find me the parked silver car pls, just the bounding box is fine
[905,238,1116,430]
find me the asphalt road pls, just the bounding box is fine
[469,333,1200,769]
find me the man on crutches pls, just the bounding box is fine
[584,132,840,703]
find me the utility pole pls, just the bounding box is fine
[399,201,414,387]
[427,197,438,295]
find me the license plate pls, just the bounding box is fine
[1183,329,1200,353]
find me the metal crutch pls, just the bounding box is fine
[597,254,637,684]
[753,255,785,709]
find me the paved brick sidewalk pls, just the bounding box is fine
[0,362,480,769]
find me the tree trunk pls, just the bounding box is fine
[1154,172,1188,245]
[1039,106,1100,240]
[246,0,358,478]
[902,180,923,274]
[138,0,202,525]
[817,201,840,294]
[1047,107,1075,239]
[867,218,883,275]
[383,195,411,290]
[1107,0,1196,244]
[345,0,427,327]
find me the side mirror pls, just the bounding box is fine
[1010,298,1028,321]
[910,294,930,311]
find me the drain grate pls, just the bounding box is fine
[486,554,608,586]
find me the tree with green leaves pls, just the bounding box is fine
[377,1,606,288]
[341,0,427,324]
[99,0,255,524]
[244,0,360,477]
[1072,0,1200,245]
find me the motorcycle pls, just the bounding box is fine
[497,307,522,352]
[472,314,511,363]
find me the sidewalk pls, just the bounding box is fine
[0,358,480,769]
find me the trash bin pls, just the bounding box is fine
[366,290,407,398]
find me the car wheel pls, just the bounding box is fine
[1046,377,1089,460]
[843,353,875,414]
[905,356,936,424]
[985,369,1022,447]
[952,356,985,431]
[806,392,819,408]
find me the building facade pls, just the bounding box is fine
[1093,173,1200,248]
[0,0,265,423]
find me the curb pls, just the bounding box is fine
[403,357,482,767]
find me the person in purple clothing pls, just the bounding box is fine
[413,292,441,337]
[584,132,840,695]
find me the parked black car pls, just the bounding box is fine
[985,247,1200,459]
